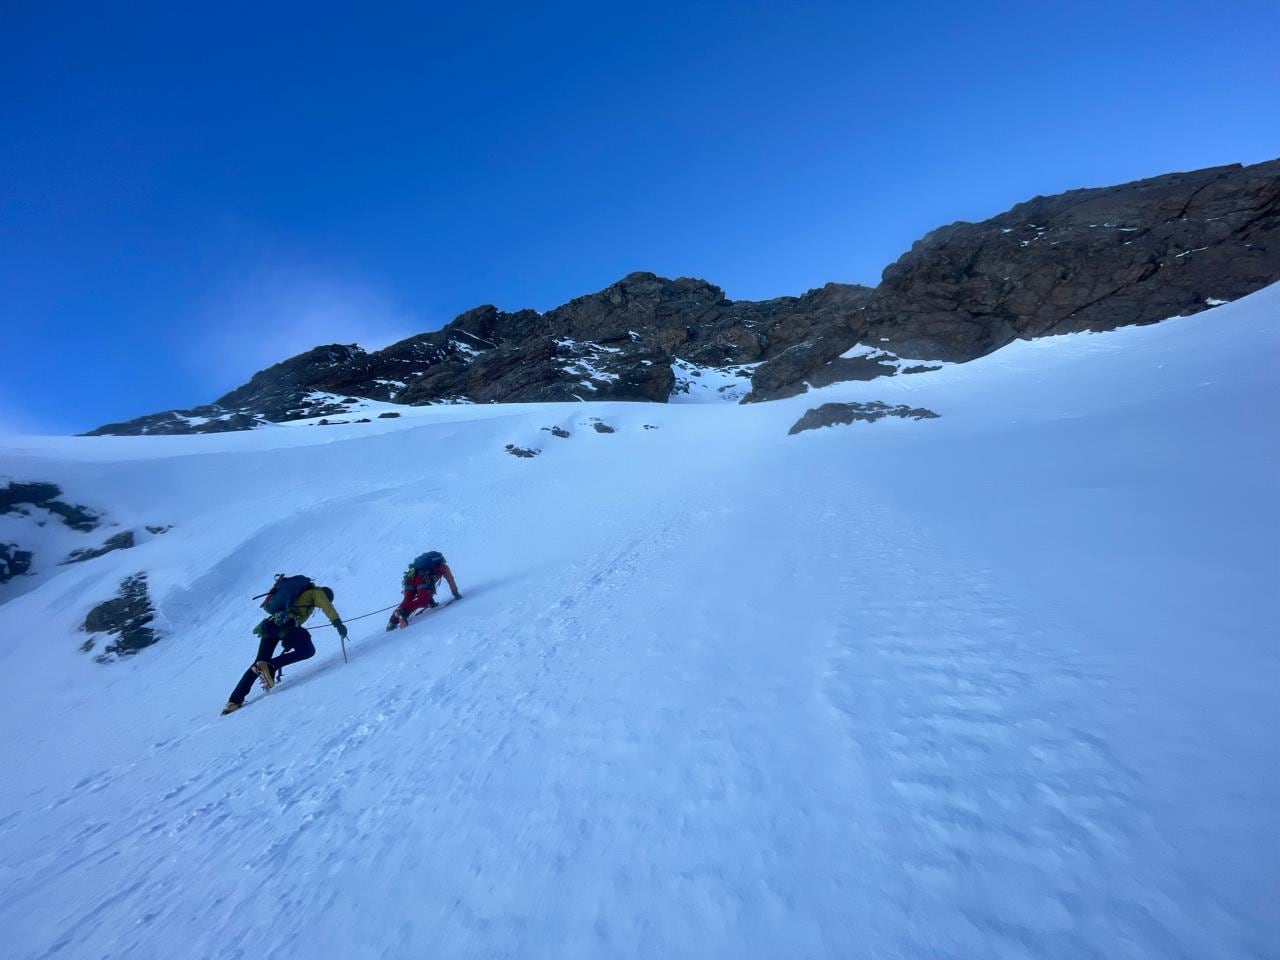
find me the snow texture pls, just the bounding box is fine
[0,285,1277,958]
[669,358,759,403]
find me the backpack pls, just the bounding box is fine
[411,551,445,572]
[261,575,314,618]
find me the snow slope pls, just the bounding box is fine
[0,285,1277,959]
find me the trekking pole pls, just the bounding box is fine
[340,632,349,664]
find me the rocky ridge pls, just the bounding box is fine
[88,159,1280,435]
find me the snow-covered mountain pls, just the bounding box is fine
[87,158,1280,435]
[1,283,1276,958]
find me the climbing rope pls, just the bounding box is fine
[310,603,400,629]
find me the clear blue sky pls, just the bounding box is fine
[2,0,1277,433]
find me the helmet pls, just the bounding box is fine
[322,586,335,602]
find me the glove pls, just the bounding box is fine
[452,591,462,600]
[334,620,348,640]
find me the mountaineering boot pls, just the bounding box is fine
[221,701,241,716]
[254,659,276,691]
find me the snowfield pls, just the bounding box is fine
[1,286,1277,959]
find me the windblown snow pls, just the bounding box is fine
[0,287,1277,959]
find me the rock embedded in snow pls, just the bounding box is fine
[0,481,102,532]
[504,444,540,458]
[60,530,136,565]
[591,421,615,434]
[80,573,160,661]
[542,426,571,438]
[788,402,940,435]
[0,543,34,583]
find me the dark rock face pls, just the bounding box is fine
[81,573,160,661]
[87,273,875,434]
[751,158,1280,398]
[61,530,136,565]
[1,482,102,532]
[1,543,34,583]
[86,159,1279,434]
[789,402,940,435]
[85,406,268,437]
[505,444,540,458]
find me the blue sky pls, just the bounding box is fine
[2,0,1277,433]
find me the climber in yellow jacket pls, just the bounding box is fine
[222,575,348,715]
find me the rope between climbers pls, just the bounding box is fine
[311,604,400,628]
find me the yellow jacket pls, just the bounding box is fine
[285,587,342,626]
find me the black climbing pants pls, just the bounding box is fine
[227,619,316,705]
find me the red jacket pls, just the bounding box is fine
[401,563,458,607]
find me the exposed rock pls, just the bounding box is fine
[1,543,34,583]
[788,402,940,435]
[81,573,160,661]
[591,421,616,434]
[743,335,853,401]
[805,355,900,389]
[643,424,659,430]
[84,406,268,437]
[505,444,540,458]
[0,481,102,532]
[542,426,571,438]
[86,274,875,433]
[146,525,173,535]
[60,530,136,565]
[754,158,1280,398]
[85,159,1279,433]
[377,411,401,419]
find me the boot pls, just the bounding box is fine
[254,660,276,691]
[221,701,242,716]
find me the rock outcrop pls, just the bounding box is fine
[1,482,102,532]
[85,276,876,434]
[750,158,1280,398]
[61,530,136,565]
[788,402,940,435]
[1,544,34,583]
[80,573,160,662]
[87,159,1280,433]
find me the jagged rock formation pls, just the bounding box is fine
[789,402,940,435]
[87,275,874,435]
[80,573,160,662]
[88,159,1280,434]
[749,158,1280,399]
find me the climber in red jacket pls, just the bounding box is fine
[386,551,461,630]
